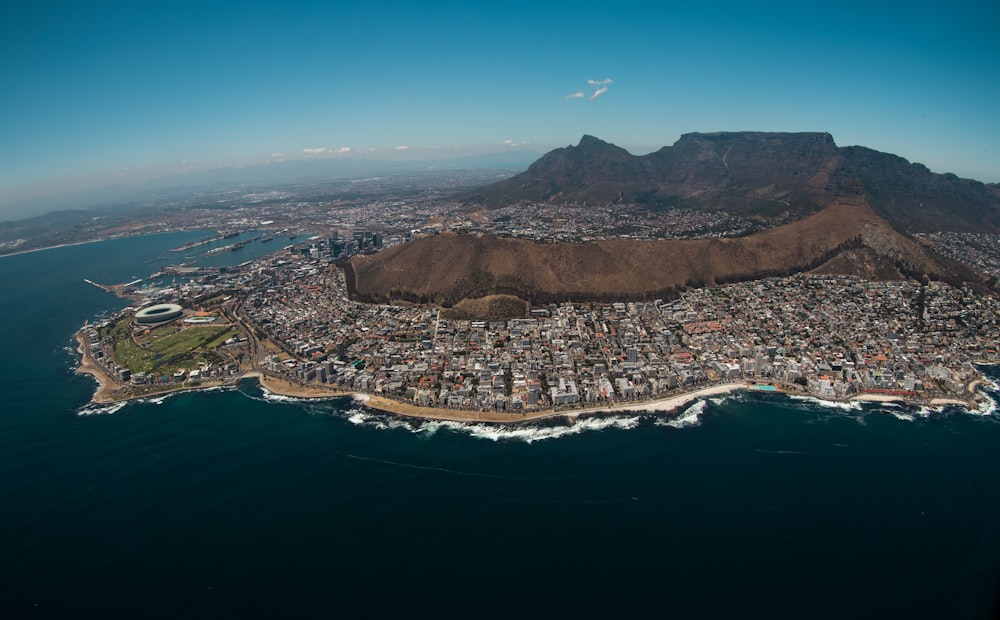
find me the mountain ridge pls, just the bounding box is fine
[462,132,1000,233]
[347,194,991,309]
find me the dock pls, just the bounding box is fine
[83,279,112,293]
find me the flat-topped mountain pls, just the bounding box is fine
[346,196,990,309]
[463,132,1000,233]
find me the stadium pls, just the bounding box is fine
[135,303,184,325]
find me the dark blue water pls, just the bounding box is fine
[2,234,1000,619]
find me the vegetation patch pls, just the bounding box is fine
[101,319,240,374]
[442,295,529,320]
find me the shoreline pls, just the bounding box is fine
[76,329,985,422]
[75,332,120,404]
[1,237,108,260]
[250,378,754,423]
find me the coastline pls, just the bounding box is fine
[196,377,981,422]
[76,327,985,422]
[1,237,107,260]
[256,380,752,424]
[75,331,121,404]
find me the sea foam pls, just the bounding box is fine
[656,399,706,428]
[788,394,863,411]
[77,401,127,416]
[343,407,643,443]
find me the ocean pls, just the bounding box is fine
[2,232,1000,619]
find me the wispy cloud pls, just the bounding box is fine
[566,78,613,101]
[590,86,609,100]
[271,152,285,160]
[301,146,351,157]
[395,145,409,151]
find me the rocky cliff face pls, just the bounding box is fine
[463,133,1000,233]
[835,146,1000,232]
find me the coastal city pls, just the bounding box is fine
[75,200,1000,418]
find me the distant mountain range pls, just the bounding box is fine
[1,150,540,222]
[462,132,1000,234]
[350,133,1000,308]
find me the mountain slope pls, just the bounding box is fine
[346,196,989,307]
[463,133,1000,233]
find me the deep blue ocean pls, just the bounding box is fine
[3,232,1000,619]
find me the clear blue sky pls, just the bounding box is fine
[2,0,998,213]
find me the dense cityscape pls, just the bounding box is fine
[73,190,1000,416]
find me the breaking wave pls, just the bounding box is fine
[656,399,706,428]
[136,385,231,405]
[258,390,320,404]
[787,394,863,411]
[77,401,127,416]
[341,407,644,443]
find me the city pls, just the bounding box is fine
[76,209,999,418]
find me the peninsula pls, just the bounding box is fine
[71,133,1000,421]
[76,247,991,421]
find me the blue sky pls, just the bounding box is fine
[1,0,998,214]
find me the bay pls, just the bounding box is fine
[2,233,1000,618]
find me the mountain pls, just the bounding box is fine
[1,151,538,222]
[346,194,990,309]
[462,133,1000,233]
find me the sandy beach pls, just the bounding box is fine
[850,393,910,404]
[75,332,122,403]
[304,382,752,423]
[250,372,354,400]
[250,372,753,423]
[597,383,748,413]
[851,392,977,409]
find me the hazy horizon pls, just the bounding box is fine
[2,0,998,218]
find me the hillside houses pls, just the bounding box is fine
[235,252,998,411]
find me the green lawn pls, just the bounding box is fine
[108,321,240,374]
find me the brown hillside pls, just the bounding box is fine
[346,198,988,307]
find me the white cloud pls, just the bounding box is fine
[502,139,515,146]
[336,147,352,154]
[302,147,328,155]
[271,152,285,159]
[395,145,409,151]
[590,86,609,101]
[588,78,613,86]
[565,91,584,100]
